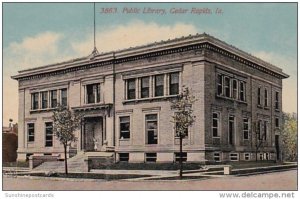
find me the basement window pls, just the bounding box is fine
[214,152,221,162]
[229,153,239,161]
[145,153,157,162]
[244,153,250,161]
[119,153,129,162]
[174,152,187,162]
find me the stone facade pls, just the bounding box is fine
[12,33,288,163]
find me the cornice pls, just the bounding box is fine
[11,33,289,81]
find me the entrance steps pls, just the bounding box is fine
[33,151,114,172]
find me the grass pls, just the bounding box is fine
[19,173,151,180]
[223,161,283,169]
[95,162,204,170]
[93,161,284,170]
[3,161,29,168]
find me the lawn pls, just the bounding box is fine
[223,161,284,169]
[18,172,151,180]
[95,162,204,170]
[3,161,29,168]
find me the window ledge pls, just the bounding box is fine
[212,136,221,139]
[123,95,178,104]
[216,95,247,104]
[30,108,56,113]
[257,105,263,109]
[275,109,280,112]
[83,102,104,106]
[175,137,188,139]
[119,138,130,141]
[264,106,270,110]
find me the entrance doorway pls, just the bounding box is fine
[275,135,280,160]
[83,117,103,151]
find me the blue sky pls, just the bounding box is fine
[2,2,297,125]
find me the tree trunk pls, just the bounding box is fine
[64,144,68,175]
[255,151,258,162]
[179,135,183,179]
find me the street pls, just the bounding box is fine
[3,170,297,191]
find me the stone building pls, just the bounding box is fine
[12,33,288,163]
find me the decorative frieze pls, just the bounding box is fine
[12,36,288,82]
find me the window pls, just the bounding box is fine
[239,81,245,101]
[257,87,262,106]
[230,153,239,161]
[214,152,221,162]
[275,117,279,128]
[141,77,150,98]
[263,121,268,141]
[264,88,268,107]
[217,74,223,96]
[175,122,188,138]
[145,114,158,144]
[61,88,67,106]
[120,116,130,139]
[257,120,262,140]
[175,152,187,162]
[145,153,157,162]
[86,83,100,104]
[229,115,235,145]
[155,75,164,97]
[244,153,250,161]
[259,153,263,160]
[216,73,246,102]
[264,152,269,160]
[27,123,35,142]
[243,118,249,140]
[127,79,136,100]
[45,122,53,147]
[169,72,179,95]
[41,91,48,109]
[224,76,231,98]
[275,91,279,110]
[232,79,238,100]
[31,93,39,110]
[212,112,220,137]
[50,90,57,108]
[119,153,129,162]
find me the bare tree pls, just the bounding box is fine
[252,121,266,162]
[170,86,197,179]
[52,105,82,175]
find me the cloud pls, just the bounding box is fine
[3,21,199,125]
[71,20,198,55]
[4,31,73,71]
[3,31,71,125]
[9,32,62,54]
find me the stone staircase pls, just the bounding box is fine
[33,152,114,172]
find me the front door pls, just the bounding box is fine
[84,117,103,151]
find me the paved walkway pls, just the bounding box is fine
[3,170,297,190]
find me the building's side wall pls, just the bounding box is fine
[203,49,283,162]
